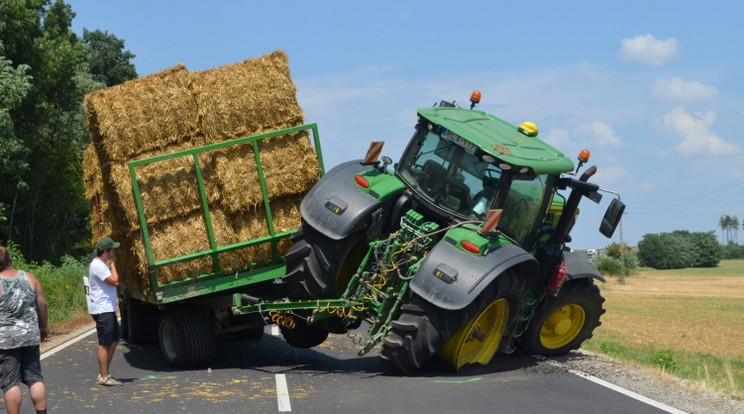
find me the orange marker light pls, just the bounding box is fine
[470,90,482,104]
[460,240,481,254]
[354,175,370,188]
[578,149,591,163]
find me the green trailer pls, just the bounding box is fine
[119,123,324,368]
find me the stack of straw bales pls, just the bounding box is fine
[83,51,320,298]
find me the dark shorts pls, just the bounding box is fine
[92,312,121,346]
[0,346,44,392]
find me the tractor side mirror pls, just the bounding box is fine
[599,198,625,238]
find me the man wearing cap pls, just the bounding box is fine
[89,237,122,386]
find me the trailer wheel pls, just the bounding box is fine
[517,278,605,355]
[124,299,159,344]
[381,270,526,375]
[120,300,129,341]
[159,306,215,368]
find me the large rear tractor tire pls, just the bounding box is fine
[517,278,605,356]
[283,222,368,299]
[282,221,368,335]
[380,271,527,375]
[159,305,215,368]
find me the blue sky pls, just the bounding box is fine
[69,1,744,250]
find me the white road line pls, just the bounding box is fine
[275,373,292,412]
[40,327,96,360]
[568,369,689,414]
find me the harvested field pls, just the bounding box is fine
[595,261,744,361]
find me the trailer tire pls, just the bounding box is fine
[120,301,129,341]
[159,306,215,368]
[517,278,605,356]
[124,299,159,344]
[381,270,526,375]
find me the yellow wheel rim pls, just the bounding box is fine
[437,298,509,372]
[539,304,585,349]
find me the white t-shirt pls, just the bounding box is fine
[88,258,118,314]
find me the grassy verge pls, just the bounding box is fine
[6,245,90,328]
[584,259,744,399]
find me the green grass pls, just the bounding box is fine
[7,245,89,327]
[584,338,744,399]
[586,259,744,399]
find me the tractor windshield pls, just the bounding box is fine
[398,128,503,220]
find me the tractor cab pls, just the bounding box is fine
[395,93,575,250]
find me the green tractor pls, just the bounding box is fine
[240,91,624,374]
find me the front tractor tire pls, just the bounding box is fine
[517,278,605,356]
[380,271,527,375]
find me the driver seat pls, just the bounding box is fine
[421,160,446,193]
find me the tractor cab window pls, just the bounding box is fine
[398,128,502,220]
[500,174,554,249]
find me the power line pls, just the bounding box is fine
[630,188,744,215]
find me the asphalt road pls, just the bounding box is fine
[7,326,684,413]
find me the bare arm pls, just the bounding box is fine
[105,260,119,287]
[27,272,48,341]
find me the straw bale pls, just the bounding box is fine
[218,195,303,271]
[83,50,314,300]
[127,207,238,288]
[191,50,304,143]
[213,130,320,212]
[83,145,114,240]
[105,149,221,229]
[84,64,200,163]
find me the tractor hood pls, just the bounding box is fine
[417,107,574,175]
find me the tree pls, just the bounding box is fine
[605,241,629,260]
[83,28,137,86]
[0,43,32,239]
[638,231,721,269]
[719,215,739,245]
[0,0,135,262]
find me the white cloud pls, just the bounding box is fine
[542,128,575,151]
[652,77,718,102]
[594,165,630,185]
[660,106,743,156]
[619,34,679,67]
[576,121,622,148]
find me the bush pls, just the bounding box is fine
[722,243,744,259]
[31,255,88,325]
[595,256,621,276]
[638,231,721,269]
[594,249,638,277]
[3,243,88,326]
